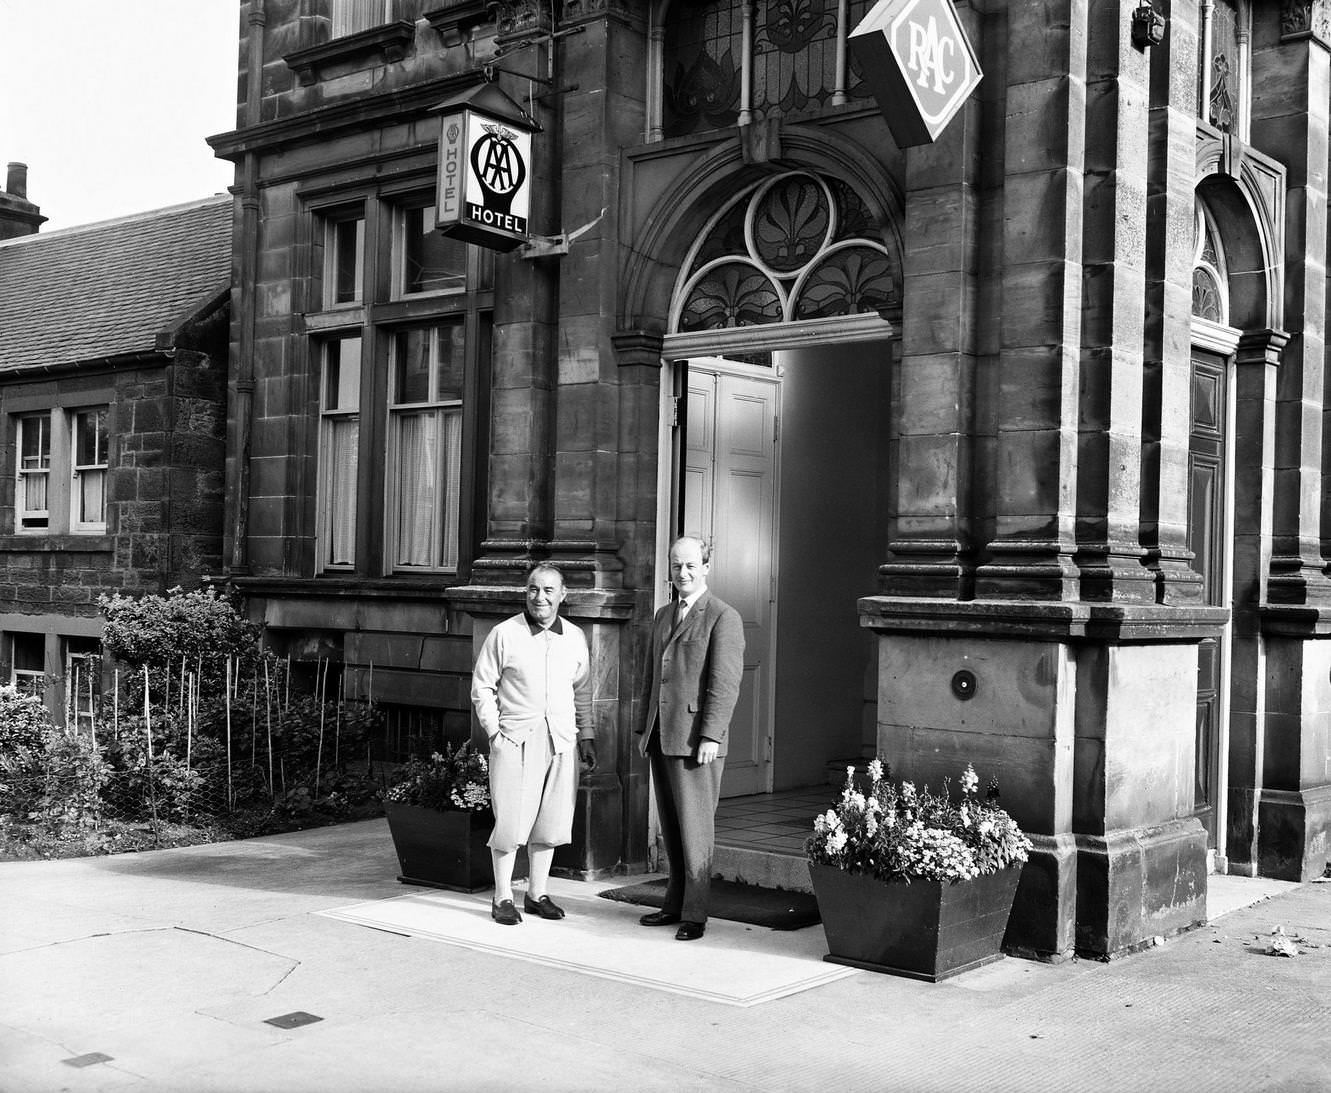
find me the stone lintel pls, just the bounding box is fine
[1259,603,1331,637]
[448,584,636,621]
[858,596,1228,643]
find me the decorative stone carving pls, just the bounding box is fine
[486,0,550,37]
[1281,0,1331,46]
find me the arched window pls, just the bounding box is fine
[672,170,899,331]
[1192,200,1228,325]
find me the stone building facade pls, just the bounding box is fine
[0,196,231,726]
[210,0,1331,958]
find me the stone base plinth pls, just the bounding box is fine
[1075,818,1208,958]
[1004,832,1077,960]
[1258,785,1331,881]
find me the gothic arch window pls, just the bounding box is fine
[1198,0,1250,138]
[654,0,877,140]
[1192,200,1229,325]
[672,170,899,331]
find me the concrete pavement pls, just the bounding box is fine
[2,818,1328,1093]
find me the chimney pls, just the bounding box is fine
[0,161,47,240]
[7,163,28,199]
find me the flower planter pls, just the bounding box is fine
[384,801,495,892]
[808,862,1022,982]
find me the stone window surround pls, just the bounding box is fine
[5,385,114,541]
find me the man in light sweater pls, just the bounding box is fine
[471,564,597,925]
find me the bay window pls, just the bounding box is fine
[309,187,489,578]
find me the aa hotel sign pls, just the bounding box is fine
[433,82,536,252]
[850,0,983,147]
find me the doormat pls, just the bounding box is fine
[597,877,820,930]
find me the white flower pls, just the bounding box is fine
[867,758,884,784]
[829,831,848,853]
[961,764,979,794]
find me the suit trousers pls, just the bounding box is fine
[647,728,725,923]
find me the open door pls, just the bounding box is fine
[679,358,779,797]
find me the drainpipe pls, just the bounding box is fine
[228,0,265,575]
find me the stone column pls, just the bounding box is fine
[1255,12,1331,606]
[1226,329,1285,871]
[973,0,1087,600]
[473,3,559,575]
[1142,0,1205,605]
[878,2,984,599]
[1073,0,1156,604]
[544,4,653,876]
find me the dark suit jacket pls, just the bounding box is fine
[637,590,745,758]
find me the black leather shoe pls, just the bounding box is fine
[639,909,681,927]
[675,921,706,941]
[523,894,566,920]
[491,898,522,925]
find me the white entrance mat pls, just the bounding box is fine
[316,876,857,1007]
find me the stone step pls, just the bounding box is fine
[713,842,813,894]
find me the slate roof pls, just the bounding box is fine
[0,195,232,373]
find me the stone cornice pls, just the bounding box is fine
[1281,1,1331,48]
[207,71,485,161]
[857,597,1230,644]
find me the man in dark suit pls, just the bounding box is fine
[636,535,745,941]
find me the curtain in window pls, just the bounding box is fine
[393,408,461,568]
[332,0,391,37]
[79,471,105,525]
[23,473,48,515]
[325,418,359,565]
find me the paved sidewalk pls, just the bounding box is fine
[2,819,1328,1093]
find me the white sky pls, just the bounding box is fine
[0,0,238,232]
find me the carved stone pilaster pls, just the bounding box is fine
[1281,0,1331,47]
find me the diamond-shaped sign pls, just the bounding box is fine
[850,0,983,147]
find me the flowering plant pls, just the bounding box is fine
[383,740,491,812]
[806,759,1030,883]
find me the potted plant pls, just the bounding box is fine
[806,759,1031,982]
[382,740,494,892]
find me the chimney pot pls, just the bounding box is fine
[6,163,28,199]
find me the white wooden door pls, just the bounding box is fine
[683,364,778,797]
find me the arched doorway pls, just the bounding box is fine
[656,169,900,798]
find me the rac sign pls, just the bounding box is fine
[850,0,982,147]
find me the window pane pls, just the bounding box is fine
[434,324,466,401]
[78,470,106,525]
[20,414,49,469]
[330,218,364,305]
[402,205,467,295]
[74,409,107,467]
[393,331,432,404]
[323,417,359,566]
[325,338,362,411]
[392,407,462,569]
